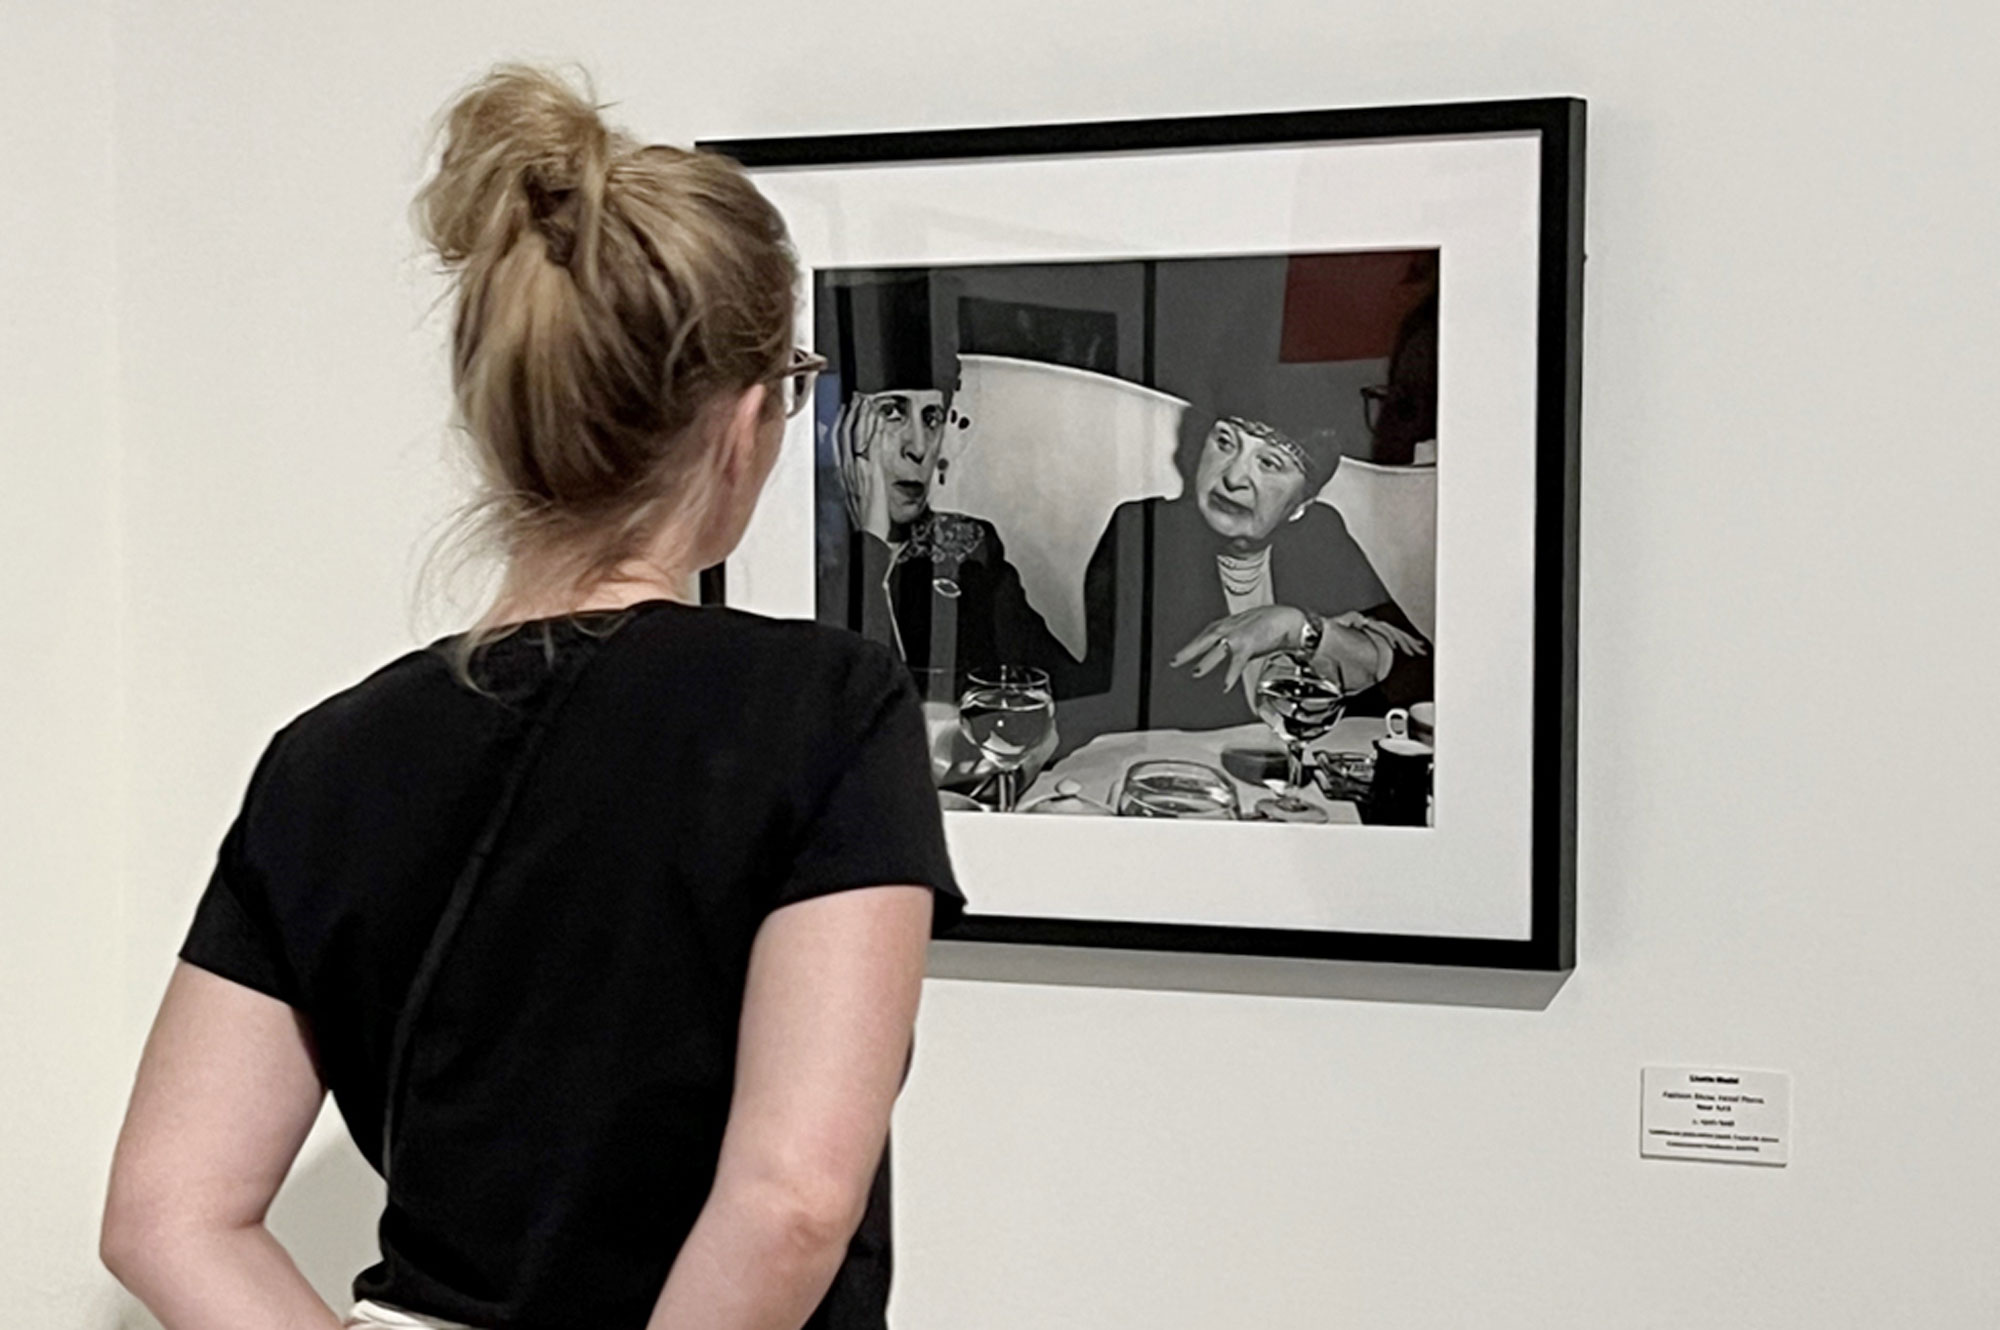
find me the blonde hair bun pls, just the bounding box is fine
[419,64,616,273]
[414,62,796,636]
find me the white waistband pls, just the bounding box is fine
[344,1299,478,1330]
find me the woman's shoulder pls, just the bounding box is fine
[916,510,1002,563]
[260,609,912,807]
[1085,494,1173,551]
[1113,494,1172,521]
[652,603,894,664]
[1273,499,1365,553]
[624,605,909,708]
[271,643,454,750]
[611,610,917,777]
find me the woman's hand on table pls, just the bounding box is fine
[1171,605,1312,690]
[1311,620,1388,693]
[1312,611,1429,693]
[1329,610,1427,657]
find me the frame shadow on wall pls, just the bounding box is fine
[929,940,1571,1010]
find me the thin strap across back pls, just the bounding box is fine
[379,621,621,1182]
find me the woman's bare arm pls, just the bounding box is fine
[646,884,935,1330]
[102,963,338,1330]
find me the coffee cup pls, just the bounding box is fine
[1384,704,1436,748]
[1366,734,1433,827]
[1408,701,1435,747]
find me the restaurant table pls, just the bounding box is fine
[1017,717,1395,822]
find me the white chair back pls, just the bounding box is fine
[1318,457,1437,642]
[936,354,1187,660]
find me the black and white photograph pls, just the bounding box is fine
[710,100,1579,966]
[813,252,1441,827]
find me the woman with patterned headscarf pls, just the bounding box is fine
[1075,411,1429,741]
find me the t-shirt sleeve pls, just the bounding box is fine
[775,648,966,934]
[178,738,305,1007]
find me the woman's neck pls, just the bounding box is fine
[484,564,697,629]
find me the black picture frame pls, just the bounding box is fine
[700,97,1583,973]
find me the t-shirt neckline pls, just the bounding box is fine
[482,596,690,635]
[430,599,690,687]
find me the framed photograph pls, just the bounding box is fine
[700,97,1582,971]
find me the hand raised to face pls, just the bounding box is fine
[836,391,949,540]
[835,396,893,541]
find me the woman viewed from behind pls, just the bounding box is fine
[102,66,961,1330]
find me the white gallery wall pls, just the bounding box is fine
[4,0,1996,1324]
[0,2,129,1327]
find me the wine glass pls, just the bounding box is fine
[1220,743,1292,805]
[908,667,964,787]
[1117,760,1240,820]
[956,666,1054,813]
[1250,649,1346,823]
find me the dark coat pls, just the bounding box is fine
[1068,495,1431,745]
[848,511,1071,685]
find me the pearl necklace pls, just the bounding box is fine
[1215,547,1272,598]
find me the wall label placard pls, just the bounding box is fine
[1641,1067,1790,1166]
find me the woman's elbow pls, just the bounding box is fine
[99,1188,158,1285]
[735,1169,872,1261]
[99,1168,204,1285]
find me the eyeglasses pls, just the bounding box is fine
[774,349,828,419]
[1359,383,1393,433]
[1361,382,1432,435]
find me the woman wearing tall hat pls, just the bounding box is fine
[819,274,1068,688]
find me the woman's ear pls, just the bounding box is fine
[718,383,774,482]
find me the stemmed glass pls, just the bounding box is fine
[1250,649,1346,823]
[956,666,1054,813]
[908,667,965,787]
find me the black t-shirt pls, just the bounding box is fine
[179,600,963,1330]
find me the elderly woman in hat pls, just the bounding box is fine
[834,384,1059,680]
[1075,411,1428,739]
[820,274,1067,689]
